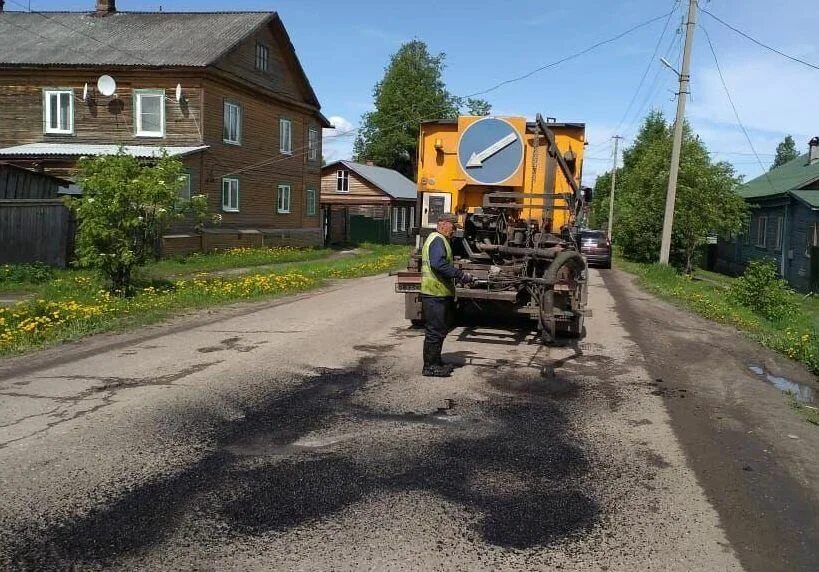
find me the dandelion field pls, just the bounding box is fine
[0,245,409,356]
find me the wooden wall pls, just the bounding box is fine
[0,199,72,266]
[320,167,391,204]
[0,164,64,199]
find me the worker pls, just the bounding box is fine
[420,214,473,377]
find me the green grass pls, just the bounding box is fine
[787,395,819,426]
[0,244,410,356]
[615,255,819,375]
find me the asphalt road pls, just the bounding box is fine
[0,269,816,571]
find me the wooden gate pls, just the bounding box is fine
[0,199,73,267]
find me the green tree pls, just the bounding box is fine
[71,151,210,294]
[771,135,799,170]
[353,40,490,179]
[614,111,747,271]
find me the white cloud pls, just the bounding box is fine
[322,115,356,162]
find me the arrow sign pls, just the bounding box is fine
[465,132,518,168]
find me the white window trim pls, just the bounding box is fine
[134,89,166,138]
[43,89,74,135]
[223,101,242,146]
[336,170,349,193]
[392,207,399,232]
[277,184,291,214]
[756,216,767,248]
[280,118,293,155]
[400,206,407,232]
[222,178,239,212]
[305,188,316,216]
[179,173,192,200]
[409,206,415,230]
[308,127,319,161]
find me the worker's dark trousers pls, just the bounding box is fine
[421,295,454,368]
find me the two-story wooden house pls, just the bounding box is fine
[0,1,330,254]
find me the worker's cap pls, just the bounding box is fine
[438,214,459,225]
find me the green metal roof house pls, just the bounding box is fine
[716,137,819,291]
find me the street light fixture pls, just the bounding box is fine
[659,57,680,76]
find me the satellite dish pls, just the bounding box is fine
[97,75,116,97]
[82,83,89,101]
[175,83,183,102]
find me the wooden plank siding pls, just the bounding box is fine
[320,168,392,204]
[0,199,72,266]
[0,164,65,199]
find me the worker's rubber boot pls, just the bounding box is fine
[434,342,455,373]
[422,340,451,377]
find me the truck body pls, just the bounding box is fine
[396,114,591,343]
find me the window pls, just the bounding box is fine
[222,178,239,212]
[755,216,767,248]
[279,118,292,154]
[775,216,784,251]
[277,184,291,214]
[43,89,73,134]
[392,207,399,232]
[223,101,242,145]
[255,43,269,72]
[308,127,319,161]
[392,206,407,232]
[336,170,349,192]
[134,90,165,137]
[743,220,752,245]
[305,189,316,216]
[178,173,191,200]
[409,206,415,230]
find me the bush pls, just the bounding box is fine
[0,263,54,284]
[729,259,798,321]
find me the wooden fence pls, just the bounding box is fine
[0,199,74,267]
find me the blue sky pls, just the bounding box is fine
[12,0,819,184]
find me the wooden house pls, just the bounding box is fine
[0,1,330,255]
[321,160,417,245]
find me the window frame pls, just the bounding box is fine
[336,170,349,193]
[277,184,292,214]
[308,127,319,161]
[409,205,415,230]
[255,42,270,72]
[775,216,784,252]
[221,177,240,212]
[279,117,293,155]
[43,89,74,135]
[223,101,242,146]
[755,216,768,248]
[134,89,166,138]
[178,172,192,201]
[305,188,317,216]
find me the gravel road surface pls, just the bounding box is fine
[0,269,816,571]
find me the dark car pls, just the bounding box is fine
[579,229,611,268]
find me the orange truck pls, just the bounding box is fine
[395,114,593,343]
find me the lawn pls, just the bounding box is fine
[615,255,819,375]
[0,244,410,356]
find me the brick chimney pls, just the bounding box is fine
[809,137,819,165]
[95,0,116,16]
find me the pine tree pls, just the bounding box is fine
[771,135,799,170]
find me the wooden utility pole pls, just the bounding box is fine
[607,135,622,240]
[659,0,698,264]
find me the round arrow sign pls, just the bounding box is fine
[457,117,524,185]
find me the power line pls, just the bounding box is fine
[699,7,819,72]
[611,0,681,137]
[462,9,678,98]
[700,24,777,191]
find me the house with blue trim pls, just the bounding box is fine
[716,137,819,291]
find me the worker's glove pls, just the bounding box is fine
[460,272,475,285]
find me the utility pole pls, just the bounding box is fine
[659,0,698,264]
[607,135,622,240]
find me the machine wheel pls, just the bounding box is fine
[538,289,556,345]
[562,315,584,338]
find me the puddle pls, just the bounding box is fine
[748,365,816,404]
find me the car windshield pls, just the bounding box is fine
[581,231,606,241]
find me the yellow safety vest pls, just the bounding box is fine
[421,232,456,297]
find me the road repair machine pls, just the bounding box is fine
[395,114,593,343]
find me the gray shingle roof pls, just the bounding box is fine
[331,161,417,200]
[0,11,272,67]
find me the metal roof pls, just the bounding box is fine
[0,143,210,158]
[0,11,272,67]
[326,160,417,200]
[738,153,819,207]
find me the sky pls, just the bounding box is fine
[10,0,819,185]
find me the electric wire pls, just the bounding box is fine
[701,24,777,191]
